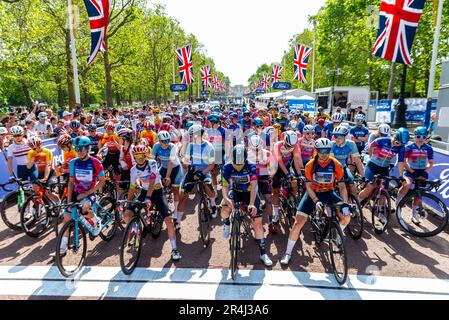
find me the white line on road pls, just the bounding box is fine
[0,265,448,300]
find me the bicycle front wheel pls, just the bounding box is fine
[371,189,391,234]
[230,218,240,280]
[20,195,50,238]
[97,196,118,242]
[56,220,87,278]
[396,191,449,237]
[1,191,32,231]
[198,199,211,247]
[346,194,364,240]
[328,221,348,285]
[120,217,143,275]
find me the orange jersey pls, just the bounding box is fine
[139,130,157,147]
[28,148,53,175]
[101,133,120,152]
[304,156,344,192]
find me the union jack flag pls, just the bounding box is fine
[212,74,219,91]
[372,0,426,65]
[271,65,283,84]
[200,66,212,88]
[262,74,269,90]
[84,0,110,65]
[293,43,312,83]
[175,45,194,85]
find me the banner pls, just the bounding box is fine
[372,98,438,123]
[288,99,316,114]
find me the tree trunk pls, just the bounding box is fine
[103,36,113,108]
[17,68,32,107]
[55,75,64,107]
[65,30,76,109]
[387,62,397,99]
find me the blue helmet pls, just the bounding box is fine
[394,127,410,145]
[230,112,238,119]
[73,136,91,147]
[186,121,195,129]
[207,114,220,123]
[254,117,263,127]
[414,126,427,137]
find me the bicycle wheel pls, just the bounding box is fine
[396,192,449,238]
[116,192,128,232]
[150,210,163,239]
[20,195,50,238]
[230,218,240,280]
[198,198,211,246]
[52,196,67,237]
[56,220,87,278]
[97,196,118,241]
[1,191,32,231]
[371,189,391,234]
[346,194,364,240]
[120,217,143,275]
[328,221,348,285]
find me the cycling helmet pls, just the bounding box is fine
[104,122,115,131]
[28,136,42,149]
[289,111,297,118]
[70,120,81,130]
[331,113,344,122]
[183,106,190,113]
[232,144,247,165]
[284,130,298,148]
[314,138,332,149]
[186,121,195,129]
[158,130,171,142]
[394,127,410,145]
[378,123,391,136]
[243,110,251,116]
[117,128,133,139]
[414,126,427,137]
[318,118,325,126]
[73,136,91,147]
[87,124,97,131]
[188,124,203,136]
[120,118,131,127]
[10,126,24,135]
[332,125,349,136]
[115,124,126,132]
[207,114,220,123]
[159,123,171,132]
[249,135,262,149]
[254,117,263,127]
[38,112,48,119]
[230,112,238,119]
[132,145,147,155]
[430,113,436,121]
[355,114,365,123]
[0,127,7,135]
[57,134,73,148]
[289,120,298,130]
[303,124,314,133]
[265,126,275,135]
[280,108,288,114]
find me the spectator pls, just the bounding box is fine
[62,111,72,122]
[25,120,37,139]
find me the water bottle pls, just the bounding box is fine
[18,189,24,209]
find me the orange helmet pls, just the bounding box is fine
[132,145,147,155]
[57,134,72,148]
[28,136,42,149]
[104,122,115,131]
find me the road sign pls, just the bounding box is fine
[170,84,188,92]
[201,90,211,95]
[255,89,265,94]
[273,82,292,90]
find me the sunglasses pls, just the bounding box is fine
[13,135,22,138]
[334,134,345,139]
[75,146,89,152]
[160,140,170,144]
[134,154,146,159]
[415,135,425,139]
[317,148,331,154]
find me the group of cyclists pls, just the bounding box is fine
[0,100,435,271]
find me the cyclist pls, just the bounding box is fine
[0,126,10,149]
[397,126,433,224]
[314,118,326,139]
[57,134,77,177]
[220,144,273,267]
[271,131,302,227]
[314,106,331,122]
[262,126,276,151]
[275,108,289,132]
[135,113,147,139]
[349,115,370,154]
[361,123,391,163]
[118,128,135,198]
[298,124,316,167]
[239,110,253,133]
[151,130,184,222]
[69,120,85,139]
[330,126,364,195]
[139,121,157,147]
[179,124,217,230]
[50,136,106,257]
[98,122,121,178]
[228,112,243,147]
[124,145,181,261]
[7,126,33,180]
[323,113,343,140]
[86,124,103,157]
[280,138,349,265]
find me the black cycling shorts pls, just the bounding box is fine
[119,170,130,190]
[224,190,263,218]
[130,188,170,218]
[103,151,121,175]
[257,175,272,195]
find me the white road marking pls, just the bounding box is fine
[0,265,448,300]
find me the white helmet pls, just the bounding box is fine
[332,125,349,136]
[355,114,365,122]
[10,125,24,135]
[284,130,298,147]
[38,112,48,119]
[378,123,391,136]
[188,124,203,135]
[249,135,262,149]
[331,113,344,122]
[0,127,7,135]
[289,120,298,130]
[314,138,332,149]
[303,124,314,133]
[264,126,275,135]
[158,130,171,141]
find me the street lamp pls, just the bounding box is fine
[326,67,341,115]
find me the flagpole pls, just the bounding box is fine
[171,23,176,102]
[68,0,81,105]
[311,20,316,94]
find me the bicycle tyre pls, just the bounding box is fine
[97,196,118,242]
[328,221,348,285]
[396,191,449,238]
[116,192,128,232]
[347,194,364,240]
[230,217,240,280]
[56,220,87,278]
[53,196,67,237]
[371,189,391,234]
[1,190,32,231]
[20,195,50,238]
[120,217,143,275]
[150,210,163,239]
[198,198,211,247]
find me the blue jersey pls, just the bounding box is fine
[324,123,334,140]
[184,141,215,172]
[314,125,325,138]
[69,157,105,194]
[275,117,288,131]
[350,125,370,147]
[150,142,180,168]
[369,137,405,167]
[297,121,305,134]
[330,140,359,168]
[239,118,253,132]
[228,124,242,146]
[222,161,258,192]
[404,142,433,170]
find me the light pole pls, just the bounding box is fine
[326,67,341,115]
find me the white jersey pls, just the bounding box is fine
[130,159,162,190]
[35,121,52,135]
[7,140,31,166]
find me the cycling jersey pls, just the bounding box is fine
[151,142,180,168]
[304,156,344,192]
[87,133,103,153]
[69,157,105,194]
[369,137,405,167]
[349,125,370,147]
[101,133,120,152]
[7,141,31,165]
[222,162,258,192]
[130,159,162,190]
[139,130,157,147]
[135,122,146,138]
[63,149,77,169]
[298,137,315,164]
[330,140,359,168]
[207,126,227,164]
[70,130,85,139]
[184,141,215,172]
[119,145,134,170]
[297,121,305,134]
[28,148,53,175]
[314,124,325,138]
[239,118,253,132]
[404,142,433,170]
[275,117,288,132]
[247,149,272,176]
[324,122,335,140]
[273,141,300,165]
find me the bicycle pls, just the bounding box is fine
[229,199,253,280]
[0,178,34,231]
[279,175,303,231]
[53,195,118,277]
[310,202,349,285]
[396,178,448,237]
[20,179,68,238]
[118,199,164,275]
[335,179,364,240]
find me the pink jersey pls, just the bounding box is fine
[273,141,300,165]
[298,137,315,163]
[248,149,272,176]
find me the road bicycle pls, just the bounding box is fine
[0,178,34,231]
[279,175,304,230]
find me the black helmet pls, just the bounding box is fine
[232,144,247,165]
